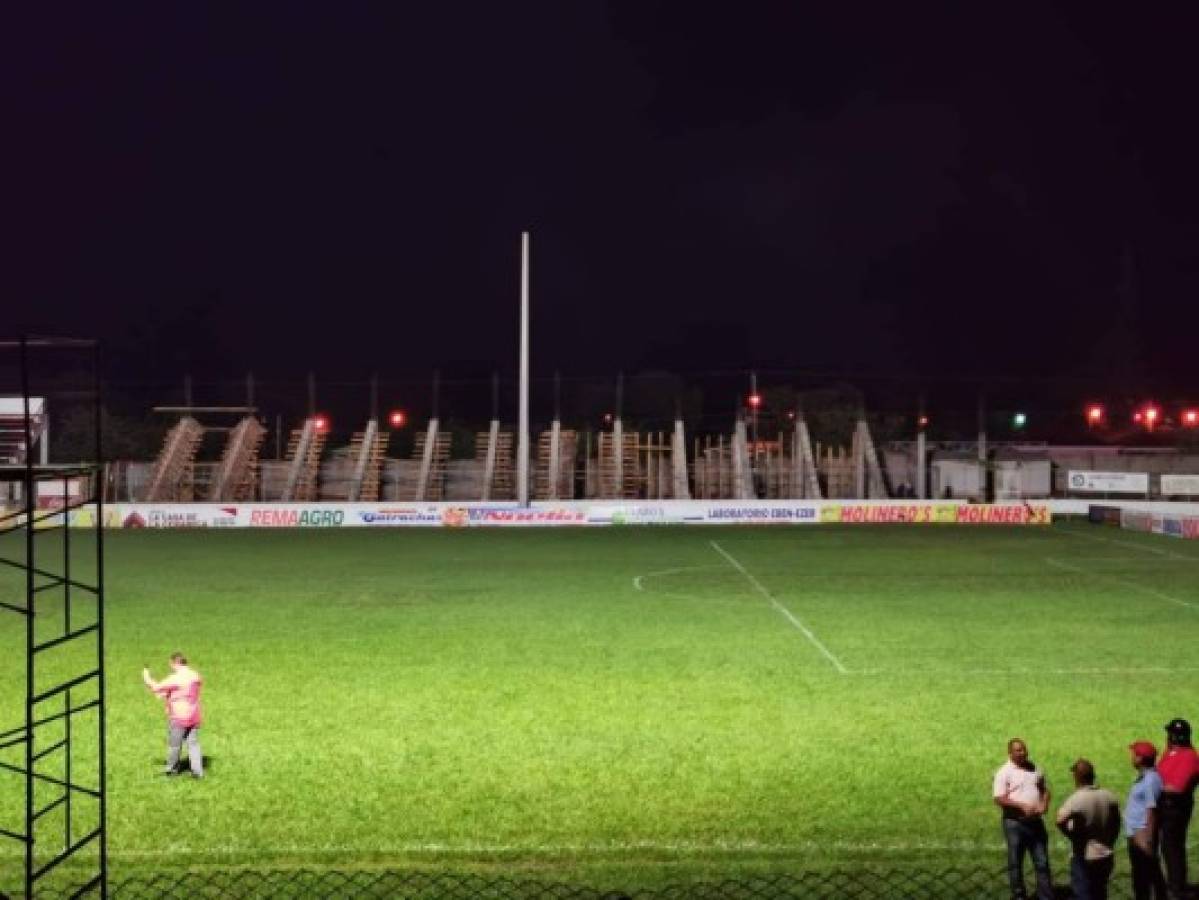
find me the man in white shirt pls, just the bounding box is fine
[994,737,1053,900]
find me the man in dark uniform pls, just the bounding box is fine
[1157,718,1199,900]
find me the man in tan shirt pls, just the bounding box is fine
[1056,758,1120,900]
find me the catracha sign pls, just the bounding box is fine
[1067,471,1149,494]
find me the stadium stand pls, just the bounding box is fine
[852,417,889,499]
[281,417,326,501]
[596,424,640,499]
[534,425,577,500]
[476,423,515,500]
[208,416,266,501]
[411,420,451,500]
[145,416,204,501]
[347,419,389,501]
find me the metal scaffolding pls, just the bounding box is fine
[0,336,107,898]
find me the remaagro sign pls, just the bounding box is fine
[248,508,344,527]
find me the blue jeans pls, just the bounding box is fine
[1002,817,1052,900]
[1070,853,1114,900]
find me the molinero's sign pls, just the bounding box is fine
[819,503,1051,525]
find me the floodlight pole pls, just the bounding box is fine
[517,231,531,507]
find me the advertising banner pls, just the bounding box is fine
[819,503,1051,525]
[1120,508,1199,539]
[73,500,1056,529]
[1068,471,1149,494]
[1160,474,1199,496]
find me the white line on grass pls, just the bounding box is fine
[709,540,848,674]
[1053,526,1198,561]
[632,564,725,592]
[1045,556,1199,611]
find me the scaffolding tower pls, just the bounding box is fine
[0,337,107,898]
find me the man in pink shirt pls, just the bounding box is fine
[143,652,204,778]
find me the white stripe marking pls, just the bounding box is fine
[632,564,724,592]
[1054,526,1197,561]
[710,540,848,674]
[1045,556,1199,611]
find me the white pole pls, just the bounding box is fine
[517,231,530,506]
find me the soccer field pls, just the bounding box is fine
[2,521,1198,890]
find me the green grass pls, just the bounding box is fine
[1,521,1198,891]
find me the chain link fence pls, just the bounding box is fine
[98,865,1153,899]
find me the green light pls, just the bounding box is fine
[1012,412,1027,429]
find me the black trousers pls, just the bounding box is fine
[1158,792,1193,900]
[1128,837,1168,900]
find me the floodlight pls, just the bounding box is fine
[1012,412,1027,429]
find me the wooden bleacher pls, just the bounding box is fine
[475,425,514,500]
[348,420,390,501]
[596,428,640,499]
[145,416,205,501]
[411,423,451,500]
[281,418,326,501]
[208,416,266,501]
[534,427,577,500]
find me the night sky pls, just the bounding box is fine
[9,4,1199,397]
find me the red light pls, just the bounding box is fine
[1086,405,1104,424]
[388,410,406,428]
[313,415,330,433]
[1133,411,1143,423]
[1145,406,1159,425]
[603,412,613,424]
[747,393,762,409]
[917,415,929,428]
[1183,409,1199,427]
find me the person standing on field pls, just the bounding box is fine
[1126,740,1168,900]
[142,652,204,778]
[1157,718,1199,900]
[1055,758,1120,900]
[993,737,1053,900]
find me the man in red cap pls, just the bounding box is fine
[1157,718,1199,900]
[1126,740,1167,900]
